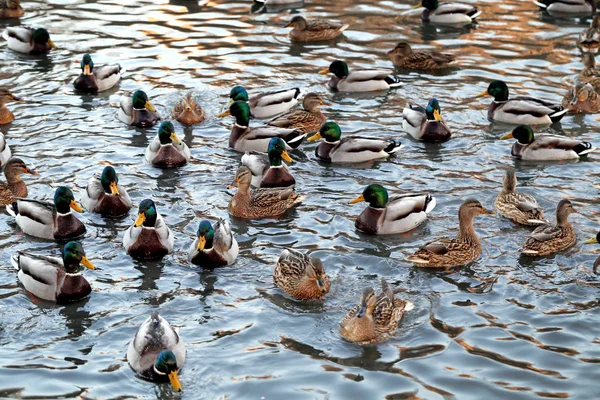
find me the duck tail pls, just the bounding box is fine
[533,0,548,8]
[424,195,437,214]
[385,140,403,154]
[284,130,307,149]
[6,202,17,217]
[549,107,568,123]
[403,300,415,312]
[406,255,429,264]
[384,76,402,88]
[574,142,595,156]
[293,194,307,205]
[526,218,549,225]
[468,9,482,19]
[10,254,19,270]
[339,24,350,32]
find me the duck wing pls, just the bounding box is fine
[306,19,344,30]
[249,88,301,108]
[6,26,32,43]
[346,69,395,83]
[95,64,121,80]
[530,135,594,155]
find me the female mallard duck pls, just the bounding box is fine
[73,54,121,93]
[584,232,600,274]
[562,82,600,114]
[495,167,545,226]
[241,137,295,188]
[0,132,9,166]
[145,121,190,168]
[171,93,204,125]
[0,0,24,18]
[0,157,37,206]
[578,16,600,53]
[12,241,95,303]
[339,278,413,344]
[267,92,326,134]
[407,199,493,268]
[6,186,86,241]
[286,16,349,42]
[273,248,330,300]
[188,219,238,268]
[218,101,306,153]
[522,199,576,256]
[118,90,161,128]
[477,80,567,125]
[402,98,451,142]
[579,53,600,80]
[228,85,301,119]
[534,0,595,14]
[0,88,22,124]
[123,199,174,260]
[349,184,436,235]
[81,166,132,217]
[387,42,455,70]
[127,312,185,392]
[500,125,595,160]
[4,27,54,54]
[228,166,305,219]
[319,60,401,92]
[414,0,481,24]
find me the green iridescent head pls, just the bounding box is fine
[155,350,182,392]
[100,166,120,196]
[132,90,156,111]
[196,220,214,251]
[134,199,157,227]
[32,28,53,47]
[483,80,509,102]
[63,241,95,272]
[267,137,293,167]
[225,100,251,126]
[158,121,181,145]
[54,186,83,214]
[311,121,341,143]
[425,98,442,121]
[421,0,439,10]
[229,86,249,102]
[502,125,535,144]
[322,60,349,78]
[350,184,389,208]
[81,54,94,74]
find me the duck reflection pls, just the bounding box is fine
[250,1,304,15]
[419,22,477,41]
[58,296,92,339]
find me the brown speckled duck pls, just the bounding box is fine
[172,93,205,125]
[286,16,349,42]
[387,42,455,70]
[521,199,576,257]
[577,15,600,53]
[0,157,37,206]
[0,0,24,18]
[267,92,327,134]
[273,249,330,300]
[562,82,600,114]
[495,167,545,226]
[0,89,21,124]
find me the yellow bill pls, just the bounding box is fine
[197,236,206,251]
[475,90,489,98]
[109,181,120,196]
[170,133,181,145]
[318,68,330,75]
[47,39,56,49]
[281,150,293,163]
[433,109,442,122]
[307,132,321,141]
[70,200,83,213]
[500,132,514,140]
[134,213,146,227]
[145,101,156,112]
[349,194,365,204]
[585,237,598,244]
[411,3,422,8]
[83,64,91,75]
[80,256,96,270]
[168,371,182,392]
[218,109,231,118]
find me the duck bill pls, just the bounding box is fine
[585,237,599,244]
[218,109,231,118]
[570,96,579,106]
[47,39,56,49]
[285,22,294,27]
[168,371,182,392]
[356,303,367,318]
[281,150,293,163]
[134,213,146,227]
[80,256,96,270]
[318,68,330,75]
[70,200,83,213]
[83,64,92,76]
[411,3,422,8]
[197,236,206,251]
[145,101,156,112]
[307,132,321,141]
[349,194,365,204]
[10,94,22,102]
[316,278,326,293]
[481,208,494,215]
[25,167,38,175]
[475,90,489,98]
[170,133,181,145]
[500,132,514,140]
[433,109,442,122]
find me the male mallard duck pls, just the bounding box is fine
[188,219,238,268]
[414,0,481,24]
[228,85,301,119]
[495,167,545,226]
[402,98,451,142]
[0,88,21,124]
[241,137,295,188]
[0,157,37,206]
[522,199,576,256]
[349,184,436,235]
[267,92,326,134]
[319,60,401,92]
[228,166,305,219]
[578,16,600,53]
[118,90,161,128]
[123,199,174,260]
[584,232,600,273]
[219,101,306,153]
[4,27,54,54]
[73,54,121,93]
[477,80,567,125]
[145,121,190,168]
[0,0,24,18]
[273,248,330,300]
[579,53,600,80]
[171,93,204,125]
[387,41,455,70]
[6,186,86,241]
[0,132,9,166]
[127,312,185,392]
[339,278,413,344]
[12,241,95,303]
[562,82,600,114]
[500,125,595,160]
[286,16,349,42]
[534,0,595,14]
[407,199,493,268]
[81,166,132,217]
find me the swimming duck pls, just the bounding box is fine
[0,132,10,166]
[495,167,545,226]
[477,80,567,125]
[145,121,190,168]
[241,137,295,188]
[0,157,37,206]
[562,82,600,114]
[6,186,86,241]
[584,232,600,274]
[267,92,326,134]
[118,90,161,128]
[319,60,401,92]
[534,0,595,14]
[286,16,349,42]
[522,199,576,257]
[12,241,95,303]
[228,86,301,119]
[407,199,493,268]
[228,166,305,219]
[500,125,595,160]
[188,219,239,268]
[73,54,121,93]
[0,88,22,124]
[81,166,132,217]
[578,16,600,53]
[4,27,54,54]
[171,93,205,125]
[123,199,174,260]
[579,53,600,80]
[414,0,481,24]
[402,98,451,142]
[0,0,24,18]
[273,248,330,300]
[387,42,455,70]
[127,312,185,392]
[339,278,413,344]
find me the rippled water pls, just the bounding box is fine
[1,0,600,398]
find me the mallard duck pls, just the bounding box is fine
[218,101,306,153]
[228,166,305,219]
[0,132,9,166]
[579,53,600,80]
[495,167,545,226]
[273,248,330,300]
[407,199,493,268]
[319,60,401,92]
[339,278,413,343]
[402,98,451,142]
[0,88,22,124]
[0,157,37,206]
[6,186,86,241]
[123,199,174,260]
[477,80,567,125]
[267,92,326,134]
[73,54,121,93]
[81,166,132,217]
[387,42,455,69]
[584,232,600,273]
[228,86,301,119]
[145,121,190,168]
[286,16,349,42]
[0,0,24,18]
[188,219,238,268]
[414,0,481,24]
[4,27,54,54]
[522,199,576,256]
[12,241,95,303]
[241,137,295,188]
[118,90,161,128]
[500,125,595,160]
[171,93,204,125]
[127,312,185,392]
[578,16,600,53]
[534,0,595,14]
[562,82,600,114]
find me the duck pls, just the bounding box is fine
[414,0,481,24]
[73,54,121,93]
[579,53,600,80]
[578,16,600,53]
[11,241,95,303]
[0,88,22,124]
[273,248,330,300]
[286,16,349,42]
[228,85,301,119]
[0,0,24,18]
[407,198,493,268]
[4,27,55,54]
[584,231,600,274]
[477,80,567,125]
[319,60,401,92]
[339,278,413,344]
[171,93,205,125]
[267,92,326,134]
[500,125,595,161]
[521,199,577,257]
[81,166,132,217]
[241,137,295,188]
[402,98,451,142]
[0,157,37,206]
[387,41,455,70]
[145,121,190,168]
[127,312,185,392]
[218,101,306,153]
[495,167,545,226]
[228,166,305,219]
[6,186,86,241]
[0,132,9,166]
[123,199,174,260]
[118,90,161,128]
[562,82,600,114]
[534,0,595,14]
[188,219,238,268]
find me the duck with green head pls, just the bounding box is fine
[318,60,401,92]
[0,88,22,125]
[73,53,121,93]
[402,98,451,142]
[535,0,595,14]
[81,166,132,217]
[228,85,301,119]
[584,231,600,274]
[145,121,190,168]
[123,199,174,260]
[521,199,577,257]
[414,0,481,24]
[0,0,24,18]
[188,219,239,268]
[5,27,55,54]
[118,90,161,127]
[501,125,595,160]
[273,248,331,300]
[0,157,37,206]
[241,137,295,188]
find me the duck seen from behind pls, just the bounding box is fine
[145,121,190,168]
[123,199,174,260]
[228,85,301,119]
[73,54,121,93]
[273,249,330,300]
[118,90,161,127]
[81,166,132,217]
[495,167,545,226]
[319,60,401,92]
[578,16,600,53]
[0,157,37,206]
[402,98,451,142]
[188,219,239,268]
[521,199,577,257]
